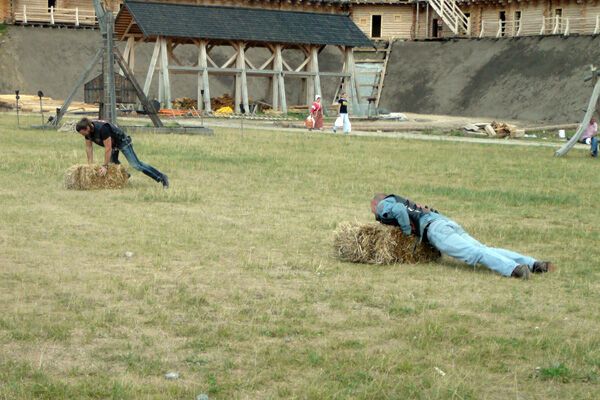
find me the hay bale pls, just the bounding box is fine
[333,222,441,265]
[64,164,129,190]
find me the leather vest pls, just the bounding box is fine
[375,194,438,237]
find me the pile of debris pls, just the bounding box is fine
[464,121,524,138]
[211,94,234,110]
[172,97,197,110]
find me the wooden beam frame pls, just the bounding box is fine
[137,38,357,115]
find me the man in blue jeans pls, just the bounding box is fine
[75,118,169,188]
[371,194,555,279]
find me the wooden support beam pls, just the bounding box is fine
[311,46,322,107]
[344,47,360,116]
[198,40,211,112]
[239,43,250,114]
[160,37,172,109]
[275,44,287,114]
[259,54,275,70]
[305,47,314,106]
[143,39,160,96]
[167,65,350,77]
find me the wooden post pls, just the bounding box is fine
[143,39,161,97]
[271,46,279,111]
[234,43,241,113]
[129,39,136,74]
[540,16,546,35]
[274,44,287,114]
[595,15,600,35]
[416,3,419,39]
[237,42,250,114]
[103,12,117,123]
[75,7,79,26]
[311,46,322,105]
[198,40,211,112]
[305,47,315,106]
[23,5,27,24]
[344,47,360,115]
[160,37,171,109]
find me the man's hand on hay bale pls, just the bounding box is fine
[333,222,441,265]
[99,165,108,176]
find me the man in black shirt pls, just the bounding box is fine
[75,118,169,188]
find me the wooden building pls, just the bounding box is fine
[4,0,600,38]
[350,0,414,40]
[114,0,372,112]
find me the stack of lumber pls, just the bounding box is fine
[0,94,98,113]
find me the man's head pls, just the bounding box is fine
[370,193,387,215]
[315,95,321,102]
[340,92,347,99]
[591,117,597,125]
[75,118,93,136]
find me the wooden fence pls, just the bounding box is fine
[478,15,600,38]
[13,6,97,27]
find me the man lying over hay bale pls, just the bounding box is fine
[370,193,556,279]
[64,164,129,190]
[334,222,441,264]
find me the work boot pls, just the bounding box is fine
[161,175,170,189]
[511,265,531,280]
[532,261,556,273]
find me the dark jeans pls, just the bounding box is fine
[111,143,166,183]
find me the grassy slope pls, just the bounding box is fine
[0,115,599,399]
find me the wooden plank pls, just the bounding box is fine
[160,37,172,109]
[143,39,161,96]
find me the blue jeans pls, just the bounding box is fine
[426,219,535,276]
[580,137,598,156]
[111,143,165,183]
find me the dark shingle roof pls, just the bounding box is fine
[117,1,372,47]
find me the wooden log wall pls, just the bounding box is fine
[351,4,414,39]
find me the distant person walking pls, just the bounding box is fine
[333,92,351,134]
[579,117,598,157]
[75,118,169,188]
[309,95,324,131]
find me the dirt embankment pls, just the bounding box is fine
[380,36,600,124]
[0,26,342,107]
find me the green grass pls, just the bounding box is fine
[0,114,599,399]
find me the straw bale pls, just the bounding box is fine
[64,164,129,190]
[333,222,441,265]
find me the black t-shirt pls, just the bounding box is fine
[85,121,129,148]
[338,98,348,114]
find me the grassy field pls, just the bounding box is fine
[0,114,599,399]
